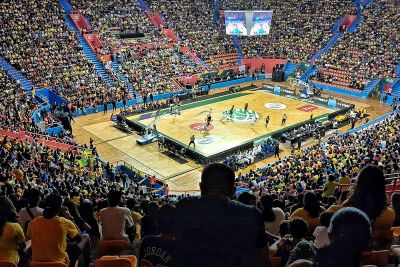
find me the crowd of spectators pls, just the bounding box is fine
[314,0,400,90]
[117,45,200,95]
[222,0,354,62]
[237,112,399,196]
[71,0,169,49]
[0,0,134,110]
[0,69,38,133]
[148,0,237,69]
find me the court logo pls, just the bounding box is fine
[297,105,318,112]
[223,109,259,123]
[195,136,216,145]
[190,123,214,131]
[264,103,287,110]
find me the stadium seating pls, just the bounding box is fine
[222,0,354,62]
[29,263,68,267]
[314,0,400,90]
[1,0,400,266]
[94,256,137,267]
[147,0,238,68]
[0,261,17,267]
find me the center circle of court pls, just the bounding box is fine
[222,109,259,122]
[264,103,287,110]
[190,123,215,131]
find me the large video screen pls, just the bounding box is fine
[225,11,272,36]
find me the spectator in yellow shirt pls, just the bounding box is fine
[338,171,351,193]
[27,193,82,267]
[322,175,337,197]
[0,196,26,265]
[290,192,325,234]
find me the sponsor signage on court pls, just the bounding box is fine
[297,105,318,112]
[264,103,287,110]
[311,96,352,109]
[195,136,215,145]
[189,123,214,131]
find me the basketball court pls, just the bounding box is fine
[127,89,336,158]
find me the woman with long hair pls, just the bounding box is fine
[343,165,395,244]
[290,192,324,234]
[260,194,285,236]
[0,196,26,265]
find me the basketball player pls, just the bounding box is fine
[188,135,195,149]
[265,116,270,127]
[206,113,212,125]
[201,110,211,131]
[229,105,235,117]
[281,114,287,126]
[244,103,249,113]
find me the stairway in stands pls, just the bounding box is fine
[392,80,400,96]
[361,77,381,97]
[299,66,316,82]
[309,32,341,63]
[64,17,115,87]
[231,36,244,65]
[283,62,297,80]
[0,56,34,95]
[396,64,400,78]
[111,60,134,95]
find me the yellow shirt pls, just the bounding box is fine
[323,181,337,197]
[374,208,396,230]
[0,223,25,264]
[290,207,324,234]
[338,176,350,192]
[131,211,143,241]
[27,216,78,265]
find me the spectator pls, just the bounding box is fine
[174,163,269,267]
[141,201,160,238]
[260,194,286,236]
[27,193,82,267]
[290,193,304,214]
[18,188,43,233]
[0,196,25,265]
[275,217,309,266]
[313,211,334,249]
[290,192,324,234]
[139,204,177,267]
[98,190,135,243]
[237,191,257,206]
[343,165,395,244]
[322,175,337,197]
[126,198,143,241]
[315,207,372,267]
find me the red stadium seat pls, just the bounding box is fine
[0,261,17,267]
[95,256,137,267]
[29,262,67,267]
[97,240,132,256]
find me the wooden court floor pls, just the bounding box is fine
[72,81,392,195]
[128,90,335,157]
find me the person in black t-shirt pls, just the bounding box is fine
[139,204,177,267]
[174,163,269,267]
